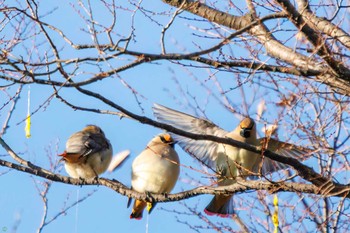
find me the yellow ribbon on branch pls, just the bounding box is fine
[272,194,279,233]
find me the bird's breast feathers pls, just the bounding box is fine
[131,148,179,193]
[215,143,260,178]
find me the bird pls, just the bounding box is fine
[127,133,180,220]
[153,104,309,217]
[58,125,113,179]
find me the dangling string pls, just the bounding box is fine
[75,188,80,233]
[145,208,149,233]
[25,87,31,138]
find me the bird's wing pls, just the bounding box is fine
[66,132,105,158]
[153,104,228,168]
[84,133,106,155]
[255,138,311,175]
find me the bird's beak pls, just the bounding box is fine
[240,128,251,138]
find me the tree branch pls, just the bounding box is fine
[1,156,350,203]
[296,0,350,50]
[275,0,350,80]
[161,0,350,96]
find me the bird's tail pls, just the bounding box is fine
[129,199,147,220]
[58,152,81,163]
[128,198,157,220]
[204,194,234,217]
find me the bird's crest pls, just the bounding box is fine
[82,125,104,135]
[240,118,254,129]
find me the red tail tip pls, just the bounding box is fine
[204,209,216,216]
[204,209,230,218]
[130,215,142,220]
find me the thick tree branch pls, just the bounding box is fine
[162,0,324,71]
[296,0,350,50]
[162,0,350,96]
[1,156,350,203]
[275,0,350,79]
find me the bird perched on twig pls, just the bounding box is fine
[58,125,113,179]
[153,104,309,217]
[127,133,180,220]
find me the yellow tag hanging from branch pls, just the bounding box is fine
[272,194,279,233]
[25,87,31,138]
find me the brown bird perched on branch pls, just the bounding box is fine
[127,133,180,220]
[58,125,113,179]
[153,104,309,217]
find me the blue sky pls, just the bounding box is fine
[1,0,347,232]
[0,2,243,232]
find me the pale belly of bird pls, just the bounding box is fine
[86,150,112,175]
[132,158,179,194]
[215,144,260,185]
[64,162,97,179]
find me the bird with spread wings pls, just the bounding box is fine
[153,104,309,217]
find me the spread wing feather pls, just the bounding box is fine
[257,138,311,175]
[153,104,228,168]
